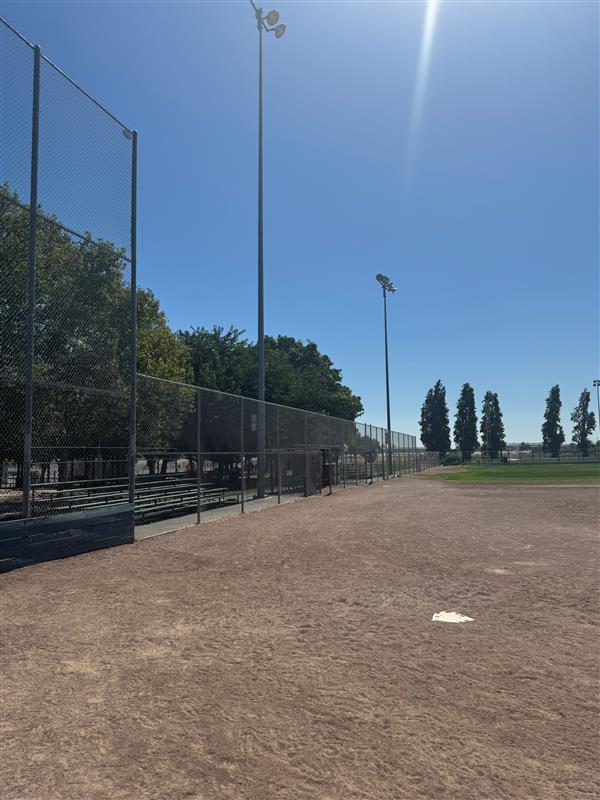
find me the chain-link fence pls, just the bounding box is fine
[0,18,136,523]
[134,374,438,524]
[0,17,437,535]
[463,444,600,465]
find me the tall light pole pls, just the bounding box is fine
[593,379,600,445]
[376,274,396,476]
[249,1,286,498]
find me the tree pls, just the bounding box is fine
[541,385,565,458]
[178,326,255,396]
[419,380,451,457]
[453,383,478,461]
[0,183,193,482]
[571,389,596,457]
[178,328,364,421]
[480,391,506,459]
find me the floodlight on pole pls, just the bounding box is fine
[593,379,600,437]
[376,273,397,293]
[376,274,396,476]
[248,0,287,498]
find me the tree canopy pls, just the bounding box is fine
[480,391,506,459]
[419,380,451,456]
[453,383,479,460]
[541,385,565,458]
[571,389,596,456]
[178,327,363,420]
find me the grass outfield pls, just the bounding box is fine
[436,463,600,482]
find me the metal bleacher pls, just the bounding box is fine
[30,476,233,522]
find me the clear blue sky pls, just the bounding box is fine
[3,0,598,442]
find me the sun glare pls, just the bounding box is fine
[404,0,441,178]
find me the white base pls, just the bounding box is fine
[432,611,474,623]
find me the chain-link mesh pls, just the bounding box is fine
[133,375,434,521]
[0,24,33,520]
[0,19,134,522]
[37,57,132,256]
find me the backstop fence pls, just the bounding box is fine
[0,18,136,528]
[0,18,437,548]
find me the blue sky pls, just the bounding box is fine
[2,0,598,442]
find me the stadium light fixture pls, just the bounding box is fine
[376,274,397,476]
[376,273,397,293]
[249,0,287,498]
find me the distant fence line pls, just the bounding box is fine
[455,445,600,465]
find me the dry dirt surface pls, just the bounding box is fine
[1,478,599,800]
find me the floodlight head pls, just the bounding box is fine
[376,273,397,294]
[265,9,279,25]
[274,23,286,38]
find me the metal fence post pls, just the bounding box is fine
[196,388,202,524]
[304,412,309,497]
[327,418,332,495]
[277,405,281,504]
[128,130,138,509]
[22,44,41,519]
[240,397,245,512]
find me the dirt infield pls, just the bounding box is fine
[1,478,598,800]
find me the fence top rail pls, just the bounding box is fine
[0,15,134,135]
[137,372,417,443]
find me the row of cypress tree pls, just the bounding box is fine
[419,382,597,459]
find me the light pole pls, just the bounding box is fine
[593,379,600,446]
[249,1,286,498]
[376,274,396,476]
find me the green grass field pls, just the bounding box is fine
[436,463,600,483]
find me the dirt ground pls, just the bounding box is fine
[1,477,598,800]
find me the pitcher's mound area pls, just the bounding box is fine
[1,479,598,799]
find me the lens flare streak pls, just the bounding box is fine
[404,0,441,177]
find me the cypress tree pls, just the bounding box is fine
[420,380,451,457]
[480,391,506,460]
[541,385,565,458]
[571,389,596,456]
[454,383,479,461]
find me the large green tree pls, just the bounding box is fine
[453,383,478,461]
[570,389,596,456]
[480,391,506,459]
[541,385,565,458]
[0,185,191,481]
[178,327,363,420]
[419,380,451,456]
